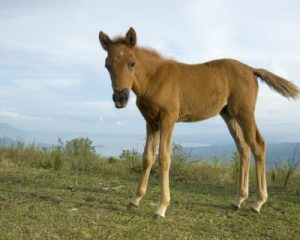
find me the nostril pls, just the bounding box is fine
[113,89,130,104]
[121,90,129,103]
[112,93,118,102]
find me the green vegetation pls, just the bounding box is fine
[0,139,299,239]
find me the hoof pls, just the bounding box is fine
[127,202,138,210]
[230,196,247,210]
[230,202,240,210]
[250,199,266,213]
[153,213,164,220]
[250,205,260,213]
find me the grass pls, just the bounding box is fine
[0,164,299,240]
[0,139,299,239]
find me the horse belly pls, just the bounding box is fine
[178,86,228,122]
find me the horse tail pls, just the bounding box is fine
[253,68,300,99]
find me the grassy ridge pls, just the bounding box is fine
[0,139,299,239]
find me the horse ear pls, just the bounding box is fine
[99,31,111,50]
[125,27,137,47]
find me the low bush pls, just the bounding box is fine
[0,138,298,188]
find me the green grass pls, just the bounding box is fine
[0,164,299,240]
[0,140,299,239]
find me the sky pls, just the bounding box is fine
[0,0,300,145]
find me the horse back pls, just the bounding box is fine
[176,59,255,122]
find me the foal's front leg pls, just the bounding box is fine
[154,119,174,218]
[129,122,159,207]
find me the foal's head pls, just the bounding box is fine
[99,27,137,108]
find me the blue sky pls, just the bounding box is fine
[0,0,300,144]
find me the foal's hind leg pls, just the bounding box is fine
[220,109,250,209]
[236,115,268,212]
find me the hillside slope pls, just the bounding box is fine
[0,165,299,240]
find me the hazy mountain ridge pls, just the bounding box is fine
[185,143,299,168]
[1,123,299,168]
[0,122,25,138]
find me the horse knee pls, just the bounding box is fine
[159,153,170,171]
[142,154,154,171]
[242,127,265,161]
[239,144,250,158]
[253,137,266,162]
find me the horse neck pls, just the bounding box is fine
[132,47,163,97]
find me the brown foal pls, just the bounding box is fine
[99,27,300,217]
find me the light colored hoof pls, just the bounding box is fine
[250,200,266,213]
[231,196,247,210]
[129,197,140,207]
[153,213,165,219]
[250,205,260,213]
[154,208,166,218]
[230,202,240,210]
[154,203,168,218]
[127,202,138,210]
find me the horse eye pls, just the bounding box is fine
[128,61,135,69]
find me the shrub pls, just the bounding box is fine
[119,148,141,173]
[66,137,95,157]
[272,144,300,188]
[1,139,298,191]
[108,156,118,164]
[170,144,190,181]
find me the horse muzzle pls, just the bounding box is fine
[112,89,130,108]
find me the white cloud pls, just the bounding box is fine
[98,116,104,122]
[267,61,289,79]
[78,101,113,110]
[0,110,51,121]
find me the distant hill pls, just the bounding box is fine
[0,123,52,149]
[0,122,25,138]
[185,142,299,169]
[0,123,26,147]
